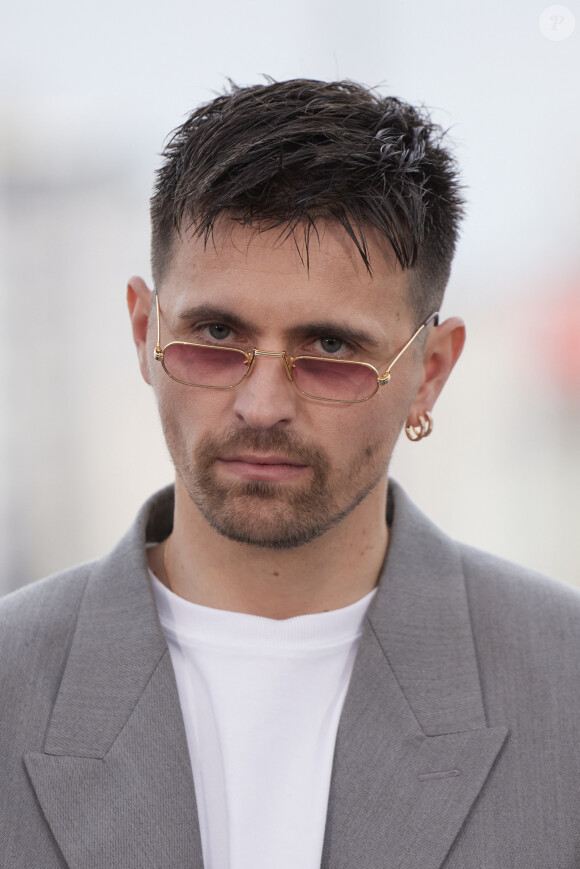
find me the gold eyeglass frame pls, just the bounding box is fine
[153,292,439,404]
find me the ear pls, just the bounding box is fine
[127,276,154,385]
[407,316,465,427]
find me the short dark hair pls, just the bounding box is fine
[150,77,465,318]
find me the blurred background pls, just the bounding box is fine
[1,0,578,596]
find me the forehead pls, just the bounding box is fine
[161,219,413,333]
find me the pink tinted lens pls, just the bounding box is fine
[163,343,248,387]
[292,357,377,401]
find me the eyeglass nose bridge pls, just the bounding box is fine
[246,348,295,383]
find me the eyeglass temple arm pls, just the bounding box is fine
[378,312,440,384]
[154,292,164,361]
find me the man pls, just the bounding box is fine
[1,79,579,869]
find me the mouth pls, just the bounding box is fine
[216,453,310,482]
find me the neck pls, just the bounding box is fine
[149,476,390,619]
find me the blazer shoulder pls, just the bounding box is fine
[457,541,580,709]
[457,540,580,620]
[0,560,92,627]
[0,563,93,691]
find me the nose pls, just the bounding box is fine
[232,351,298,429]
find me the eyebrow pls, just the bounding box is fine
[177,305,251,334]
[285,321,381,349]
[177,305,382,349]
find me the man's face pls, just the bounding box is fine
[141,220,424,549]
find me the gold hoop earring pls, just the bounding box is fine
[405,411,433,442]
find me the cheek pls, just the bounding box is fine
[152,380,196,449]
[154,383,232,443]
[321,400,402,470]
[153,380,181,422]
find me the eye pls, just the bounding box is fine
[207,324,231,340]
[318,337,344,354]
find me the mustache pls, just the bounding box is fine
[196,424,327,468]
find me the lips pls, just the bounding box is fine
[216,453,309,482]
[221,453,306,466]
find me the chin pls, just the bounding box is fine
[185,474,379,551]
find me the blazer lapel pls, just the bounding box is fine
[25,489,204,869]
[322,482,508,869]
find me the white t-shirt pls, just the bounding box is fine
[151,571,375,869]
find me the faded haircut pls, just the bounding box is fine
[150,77,465,319]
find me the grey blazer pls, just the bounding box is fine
[1,482,580,868]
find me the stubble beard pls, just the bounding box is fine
[165,422,386,550]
